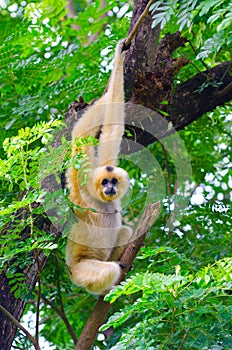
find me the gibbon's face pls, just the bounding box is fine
[94,166,129,202]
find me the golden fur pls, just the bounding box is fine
[66,40,132,295]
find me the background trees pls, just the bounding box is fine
[0,0,231,349]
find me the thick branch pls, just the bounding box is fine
[75,201,160,350]
[124,60,232,148]
[166,61,232,131]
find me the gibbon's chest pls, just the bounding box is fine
[86,209,121,229]
[85,199,122,229]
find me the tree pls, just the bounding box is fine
[0,0,231,349]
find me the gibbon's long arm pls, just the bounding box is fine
[71,40,126,169]
[97,39,126,167]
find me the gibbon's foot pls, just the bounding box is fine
[70,259,121,295]
[119,262,127,268]
[119,262,133,271]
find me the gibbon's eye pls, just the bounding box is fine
[101,179,109,186]
[111,178,118,185]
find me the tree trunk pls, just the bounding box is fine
[0,213,60,349]
[0,272,25,350]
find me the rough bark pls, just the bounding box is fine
[75,202,160,350]
[165,62,232,131]
[124,0,161,100]
[0,209,61,350]
[124,60,232,148]
[0,273,25,350]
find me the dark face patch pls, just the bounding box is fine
[106,166,114,172]
[101,177,117,197]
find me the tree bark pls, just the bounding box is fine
[0,211,61,350]
[124,0,161,100]
[124,60,232,148]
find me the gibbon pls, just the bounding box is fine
[66,39,132,295]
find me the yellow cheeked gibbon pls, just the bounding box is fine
[66,40,132,295]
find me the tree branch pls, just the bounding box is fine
[0,305,41,350]
[124,0,156,47]
[37,293,77,344]
[74,201,160,350]
[213,80,232,98]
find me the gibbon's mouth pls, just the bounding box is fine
[104,189,117,197]
[101,189,118,202]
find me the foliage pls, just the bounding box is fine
[0,119,64,302]
[103,250,232,349]
[150,0,232,61]
[0,0,129,152]
[0,0,231,349]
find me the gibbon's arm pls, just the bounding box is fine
[97,39,127,167]
[71,40,127,168]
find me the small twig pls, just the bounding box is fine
[213,81,232,98]
[161,143,171,198]
[35,274,41,343]
[33,249,42,344]
[179,330,188,350]
[124,0,156,47]
[0,304,41,350]
[54,256,78,343]
[38,293,77,344]
[188,40,209,70]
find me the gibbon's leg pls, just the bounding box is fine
[109,225,133,261]
[97,39,127,167]
[68,259,121,295]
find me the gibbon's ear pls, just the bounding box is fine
[93,166,129,202]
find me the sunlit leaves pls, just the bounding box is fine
[103,256,232,349]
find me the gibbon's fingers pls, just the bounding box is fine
[122,39,131,52]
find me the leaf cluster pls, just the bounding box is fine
[103,249,232,349]
[150,0,231,66]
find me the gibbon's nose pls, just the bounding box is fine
[105,185,116,196]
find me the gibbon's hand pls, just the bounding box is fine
[122,40,131,52]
